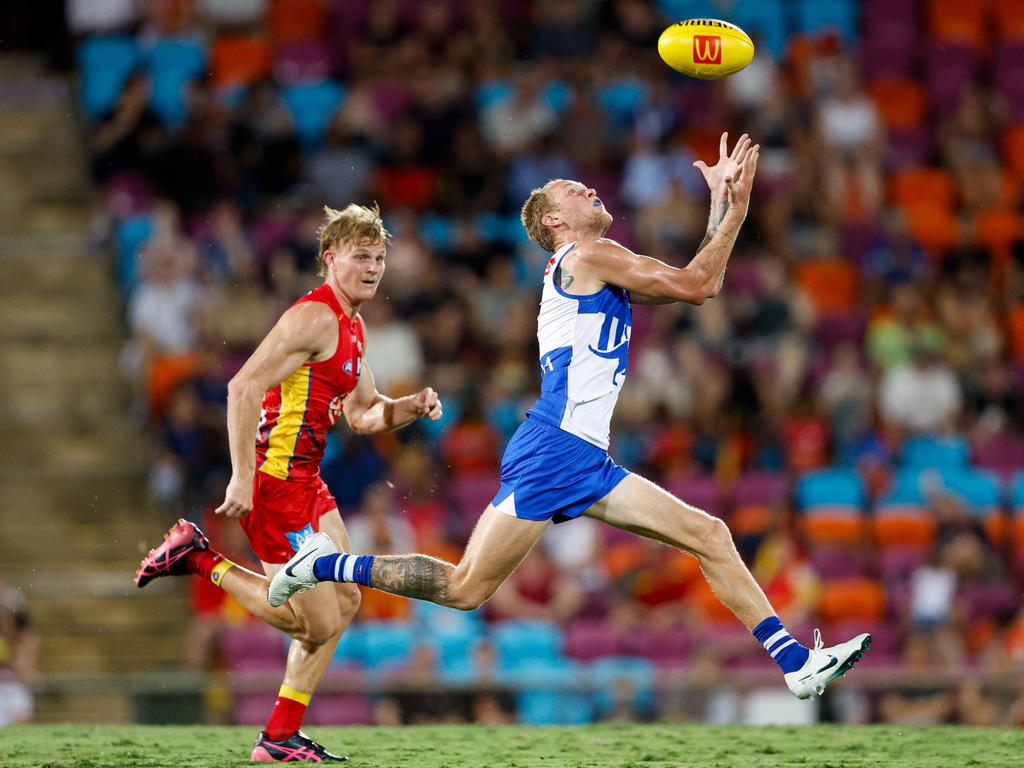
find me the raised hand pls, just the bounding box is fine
[692,132,756,203]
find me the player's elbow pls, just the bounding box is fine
[667,271,713,305]
[227,375,260,401]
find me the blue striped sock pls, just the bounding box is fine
[312,553,375,587]
[752,616,809,674]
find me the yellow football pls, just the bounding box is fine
[658,19,755,80]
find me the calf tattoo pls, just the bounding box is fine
[369,554,454,604]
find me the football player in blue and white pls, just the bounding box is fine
[269,134,870,699]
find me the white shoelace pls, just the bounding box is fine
[813,627,824,651]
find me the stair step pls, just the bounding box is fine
[32,692,134,723]
[0,295,122,340]
[40,632,186,675]
[0,476,144,521]
[0,252,112,296]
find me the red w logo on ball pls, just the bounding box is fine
[693,35,722,64]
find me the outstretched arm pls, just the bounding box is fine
[603,133,759,305]
[343,357,442,434]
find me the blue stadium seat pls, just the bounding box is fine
[795,468,866,511]
[78,35,142,118]
[474,79,512,111]
[493,620,564,673]
[413,602,484,677]
[878,467,928,506]
[595,78,650,129]
[794,0,858,44]
[732,0,787,59]
[359,621,418,671]
[330,623,364,667]
[655,1,720,23]
[502,658,592,725]
[900,435,969,471]
[939,468,1001,515]
[116,214,153,292]
[589,656,657,717]
[147,37,207,127]
[1010,471,1024,510]
[281,80,346,145]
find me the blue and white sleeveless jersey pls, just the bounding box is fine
[527,242,632,450]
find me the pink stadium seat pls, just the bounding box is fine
[274,40,332,85]
[232,693,278,725]
[733,471,789,508]
[223,625,287,673]
[664,473,723,519]
[304,695,375,725]
[564,620,619,662]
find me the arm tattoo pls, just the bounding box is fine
[369,554,454,604]
[697,197,731,252]
[554,265,574,290]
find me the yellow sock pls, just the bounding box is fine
[210,558,235,587]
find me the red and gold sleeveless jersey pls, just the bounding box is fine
[255,284,365,481]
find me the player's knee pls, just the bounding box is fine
[295,611,344,646]
[336,583,361,621]
[700,516,735,559]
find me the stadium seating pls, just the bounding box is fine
[493,621,565,673]
[77,35,141,117]
[590,656,657,718]
[281,80,347,146]
[146,37,207,126]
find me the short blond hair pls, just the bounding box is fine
[317,203,391,277]
[520,179,565,252]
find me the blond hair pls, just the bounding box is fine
[316,203,391,277]
[520,180,565,252]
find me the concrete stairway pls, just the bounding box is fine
[0,56,190,722]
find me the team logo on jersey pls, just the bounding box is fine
[544,256,557,276]
[328,394,344,426]
[343,359,353,375]
[588,312,630,386]
[693,35,722,64]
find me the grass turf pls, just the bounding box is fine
[0,724,1021,768]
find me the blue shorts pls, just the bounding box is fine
[491,415,629,524]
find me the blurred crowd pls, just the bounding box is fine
[72,0,1024,725]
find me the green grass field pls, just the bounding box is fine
[1,724,1022,768]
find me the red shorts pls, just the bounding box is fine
[241,471,338,564]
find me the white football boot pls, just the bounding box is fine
[784,628,872,700]
[268,532,337,607]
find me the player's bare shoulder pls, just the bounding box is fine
[562,237,636,292]
[276,298,339,362]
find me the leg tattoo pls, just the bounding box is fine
[369,555,454,604]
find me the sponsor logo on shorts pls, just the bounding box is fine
[285,524,316,554]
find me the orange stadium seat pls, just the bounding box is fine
[730,504,774,538]
[901,202,960,257]
[689,577,735,623]
[926,0,986,48]
[975,209,1022,263]
[801,512,866,546]
[267,0,328,44]
[794,257,859,313]
[868,79,928,130]
[1003,125,1024,178]
[889,168,958,210]
[873,505,938,550]
[1007,305,1024,362]
[993,0,1024,42]
[210,36,273,87]
[817,578,887,623]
